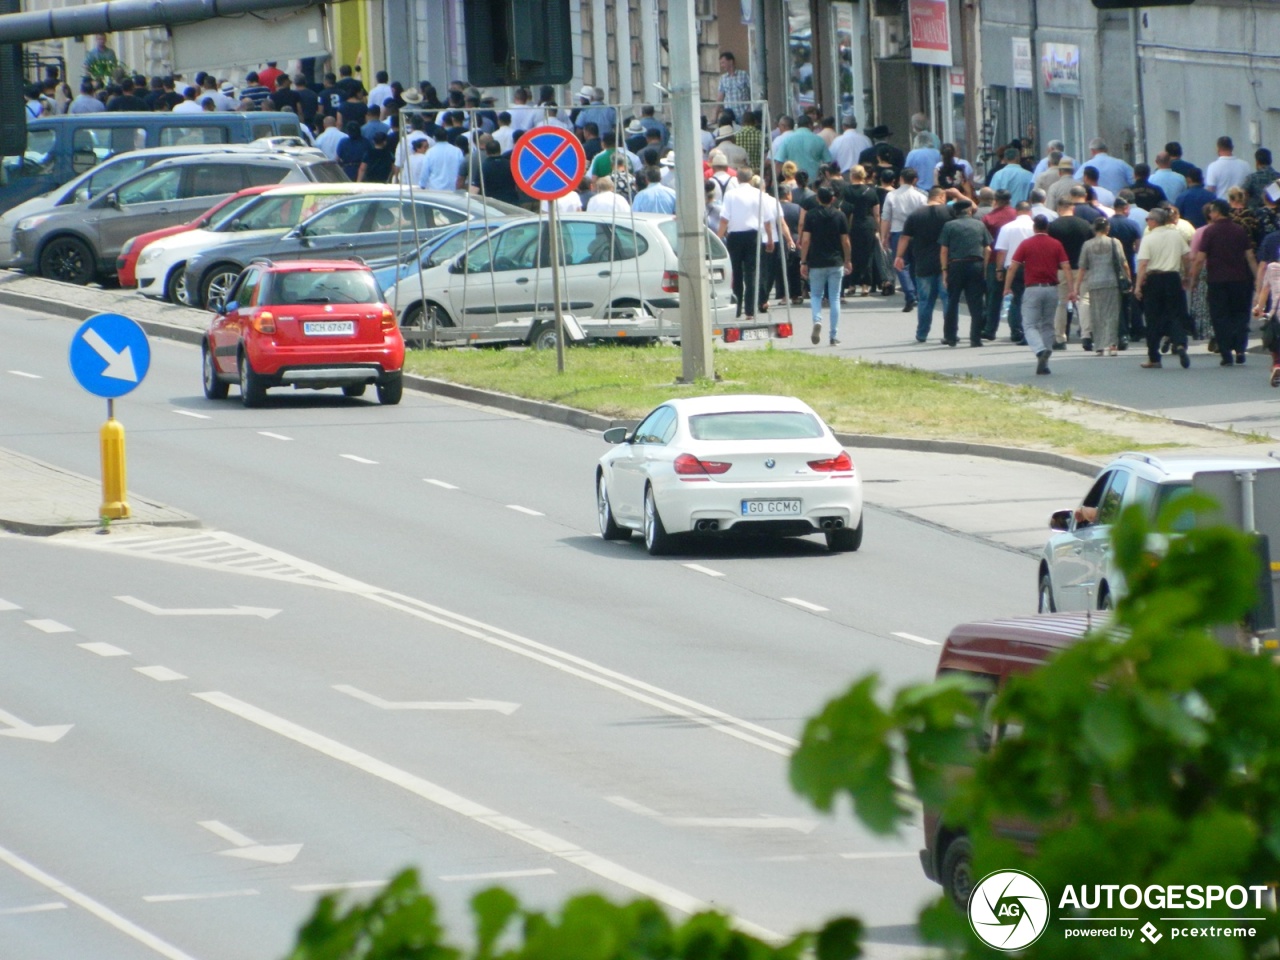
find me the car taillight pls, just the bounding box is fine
[662,270,679,293]
[381,307,396,330]
[724,327,741,343]
[252,311,275,334]
[777,323,792,338]
[808,451,853,472]
[674,453,732,475]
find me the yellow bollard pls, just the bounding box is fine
[99,416,130,520]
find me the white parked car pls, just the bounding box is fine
[386,212,790,347]
[596,395,864,555]
[133,183,395,304]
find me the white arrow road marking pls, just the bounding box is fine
[82,328,138,382]
[7,370,41,379]
[116,596,280,619]
[197,820,302,865]
[0,841,199,960]
[333,684,519,715]
[606,796,817,834]
[196,691,779,942]
[25,619,73,633]
[892,632,940,647]
[0,707,73,742]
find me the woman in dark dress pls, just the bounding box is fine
[841,165,882,296]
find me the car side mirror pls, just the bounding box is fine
[602,426,630,444]
[220,299,238,315]
[104,192,121,210]
[448,255,466,274]
[1049,508,1073,531]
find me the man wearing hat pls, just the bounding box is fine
[708,150,736,203]
[577,86,616,140]
[1045,156,1079,211]
[714,124,748,171]
[858,125,902,170]
[624,118,648,156]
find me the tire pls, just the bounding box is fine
[202,264,241,311]
[376,373,403,405]
[826,515,864,552]
[238,351,267,407]
[402,302,441,348]
[342,383,367,398]
[167,263,189,305]
[38,235,96,285]
[1038,570,1056,613]
[531,322,559,351]
[643,486,673,556]
[940,836,974,911]
[597,473,631,541]
[201,342,228,400]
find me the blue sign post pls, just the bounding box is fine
[68,313,151,522]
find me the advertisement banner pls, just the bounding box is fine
[908,0,952,67]
[1012,37,1033,89]
[1041,42,1081,96]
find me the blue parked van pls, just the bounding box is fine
[0,112,305,213]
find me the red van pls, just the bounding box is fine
[918,612,1096,908]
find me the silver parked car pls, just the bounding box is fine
[11,151,344,284]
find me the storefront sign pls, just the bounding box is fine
[1041,42,1081,96]
[950,68,965,94]
[1012,37,1033,89]
[908,0,952,67]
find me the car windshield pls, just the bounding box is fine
[657,219,730,260]
[212,194,342,232]
[265,269,380,305]
[204,194,262,230]
[421,224,497,266]
[688,411,824,440]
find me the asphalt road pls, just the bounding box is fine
[0,306,1037,959]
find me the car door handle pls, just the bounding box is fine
[597,270,611,277]
[515,277,530,284]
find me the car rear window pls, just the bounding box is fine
[688,411,824,440]
[307,161,350,183]
[265,269,380,305]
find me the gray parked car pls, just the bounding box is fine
[182,191,529,309]
[11,151,345,284]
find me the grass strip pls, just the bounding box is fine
[404,344,1155,457]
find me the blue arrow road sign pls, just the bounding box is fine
[69,313,151,399]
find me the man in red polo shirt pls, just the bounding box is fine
[1004,215,1075,374]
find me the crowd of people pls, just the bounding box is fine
[25,40,1280,383]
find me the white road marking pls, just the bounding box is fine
[195,691,779,942]
[892,632,940,647]
[839,852,920,861]
[79,642,130,657]
[135,666,188,682]
[0,599,21,611]
[334,684,519,714]
[25,619,73,633]
[117,596,280,619]
[781,597,828,613]
[424,478,458,489]
[291,880,386,893]
[172,410,211,420]
[607,796,815,833]
[340,454,378,464]
[7,370,41,379]
[606,796,662,817]
[0,707,72,742]
[257,432,292,441]
[505,504,544,516]
[682,564,725,577]
[439,868,556,882]
[0,841,201,960]
[143,890,258,903]
[197,820,302,864]
[0,901,66,914]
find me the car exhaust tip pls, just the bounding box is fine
[694,520,720,532]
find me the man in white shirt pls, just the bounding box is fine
[1028,188,1057,222]
[1033,140,1074,178]
[1205,135,1252,195]
[991,202,1037,341]
[394,122,429,181]
[717,168,775,321]
[829,115,871,175]
[405,137,430,189]
[171,90,202,114]
[507,88,541,132]
[313,116,347,160]
[585,177,630,213]
[366,71,394,111]
[879,167,927,308]
[493,112,515,153]
[419,131,465,191]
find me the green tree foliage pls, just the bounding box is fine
[285,493,1276,958]
[792,493,1280,957]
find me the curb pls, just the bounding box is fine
[0,286,203,345]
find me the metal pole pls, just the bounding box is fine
[1129,8,1147,165]
[549,199,565,373]
[670,0,714,382]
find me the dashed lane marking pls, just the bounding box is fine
[25,619,73,634]
[7,370,41,379]
[340,454,378,464]
[439,868,556,882]
[291,881,384,893]
[0,599,21,611]
[424,479,458,489]
[257,432,292,441]
[781,597,828,613]
[173,410,211,420]
[142,890,258,903]
[135,666,187,682]
[506,505,544,516]
[892,632,940,647]
[79,642,129,657]
[682,564,725,578]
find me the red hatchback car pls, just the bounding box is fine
[201,259,406,407]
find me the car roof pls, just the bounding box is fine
[149,153,321,170]
[258,259,373,273]
[942,613,1101,661]
[251,182,395,197]
[1106,452,1280,482]
[661,395,817,416]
